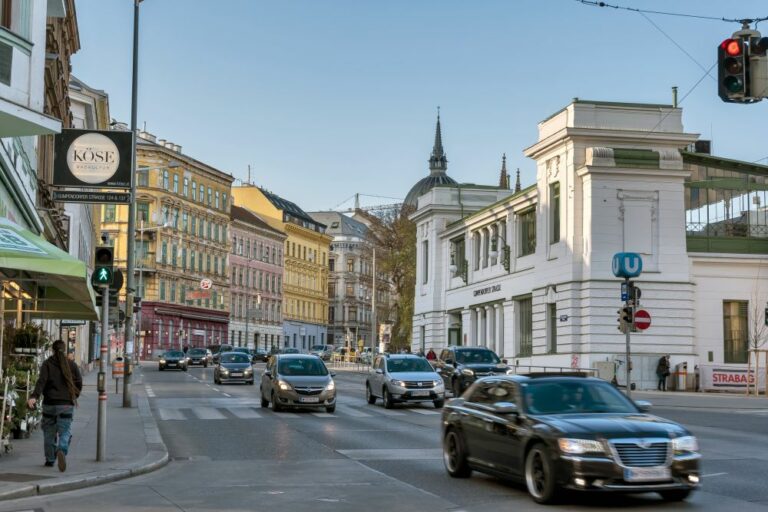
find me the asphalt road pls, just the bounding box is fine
[2,363,768,512]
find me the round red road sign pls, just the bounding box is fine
[634,309,651,330]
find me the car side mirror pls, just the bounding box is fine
[634,400,652,412]
[493,402,519,415]
[264,370,272,377]
[502,358,508,365]
[434,368,442,374]
[375,368,383,374]
[330,372,336,378]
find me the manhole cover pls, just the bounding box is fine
[0,473,53,482]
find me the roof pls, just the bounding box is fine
[307,211,368,238]
[682,151,768,176]
[259,188,326,231]
[404,174,458,207]
[230,205,285,237]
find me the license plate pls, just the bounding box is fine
[231,373,243,377]
[168,363,177,367]
[411,390,430,397]
[299,397,320,403]
[624,467,671,482]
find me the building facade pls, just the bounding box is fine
[229,205,286,350]
[232,186,332,350]
[308,211,373,349]
[99,132,234,358]
[412,100,768,390]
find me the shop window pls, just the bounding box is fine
[723,300,749,364]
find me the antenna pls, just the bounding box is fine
[247,164,251,185]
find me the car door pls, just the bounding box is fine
[438,349,456,388]
[368,356,382,396]
[261,356,276,398]
[459,380,500,468]
[483,381,525,476]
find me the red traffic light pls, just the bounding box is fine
[721,38,742,56]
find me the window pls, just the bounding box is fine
[518,208,537,257]
[206,254,211,273]
[182,212,188,232]
[170,281,176,302]
[137,202,150,223]
[171,244,177,267]
[192,181,197,201]
[183,178,189,197]
[422,240,429,284]
[329,258,335,271]
[159,280,166,301]
[547,303,557,354]
[451,237,466,277]
[173,174,179,193]
[222,193,228,210]
[347,257,354,273]
[482,229,489,268]
[346,284,354,297]
[723,300,749,363]
[190,251,196,271]
[207,221,212,240]
[137,169,149,187]
[103,205,116,222]
[161,241,168,264]
[207,187,212,205]
[173,208,180,229]
[517,296,533,356]
[215,191,220,209]
[550,182,561,244]
[180,285,186,303]
[199,218,204,238]
[191,216,197,234]
[181,248,187,270]
[163,170,169,190]
[198,252,203,272]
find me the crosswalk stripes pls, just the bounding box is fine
[193,407,227,420]
[337,405,373,417]
[408,408,441,415]
[227,407,262,419]
[157,408,185,421]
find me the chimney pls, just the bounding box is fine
[157,138,166,146]
[164,141,174,149]
[173,144,182,153]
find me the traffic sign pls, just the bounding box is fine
[200,278,213,290]
[612,252,643,279]
[633,309,651,330]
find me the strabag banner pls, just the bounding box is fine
[699,364,766,392]
[53,129,133,189]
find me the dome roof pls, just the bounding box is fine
[404,173,457,208]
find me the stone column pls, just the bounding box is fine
[475,307,484,347]
[485,305,494,351]
[461,308,472,346]
[494,303,503,356]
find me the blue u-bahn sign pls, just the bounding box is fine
[612,252,643,279]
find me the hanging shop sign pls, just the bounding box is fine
[53,129,133,189]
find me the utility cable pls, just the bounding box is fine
[574,0,768,25]
[638,12,716,81]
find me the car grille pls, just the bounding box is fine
[404,381,435,388]
[294,386,324,395]
[612,441,669,467]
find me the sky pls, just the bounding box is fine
[72,0,768,212]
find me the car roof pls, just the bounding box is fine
[384,354,423,359]
[489,375,603,384]
[277,354,319,360]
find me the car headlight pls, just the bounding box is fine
[221,368,229,374]
[244,368,253,374]
[433,380,443,388]
[558,438,606,455]
[278,380,292,391]
[159,359,166,364]
[325,380,335,391]
[672,436,698,453]
[389,379,406,387]
[461,368,475,376]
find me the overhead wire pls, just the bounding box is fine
[574,0,768,25]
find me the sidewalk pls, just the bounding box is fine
[634,389,768,410]
[0,365,167,501]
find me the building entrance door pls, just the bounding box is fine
[448,328,461,346]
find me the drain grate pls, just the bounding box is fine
[0,472,54,482]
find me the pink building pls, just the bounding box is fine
[229,205,286,349]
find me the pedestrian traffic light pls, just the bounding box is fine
[133,295,142,314]
[719,38,748,102]
[93,246,114,286]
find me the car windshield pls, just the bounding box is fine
[283,348,299,354]
[310,345,325,351]
[165,351,183,358]
[278,358,328,376]
[188,349,206,356]
[387,358,434,373]
[522,381,637,415]
[221,353,251,364]
[455,349,500,364]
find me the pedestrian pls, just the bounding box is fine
[426,349,436,361]
[27,340,83,472]
[656,354,671,391]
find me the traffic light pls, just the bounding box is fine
[133,295,142,314]
[93,246,114,286]
[618,306,634,333]
[719,38,748,102]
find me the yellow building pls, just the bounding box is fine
[232,185,332,349]
[99,132,234,358]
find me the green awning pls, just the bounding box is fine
[0,217,98,321]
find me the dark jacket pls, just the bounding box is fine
[31,356,83,405]
[656,356,671,377]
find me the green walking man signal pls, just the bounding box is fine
[93,246,114,286]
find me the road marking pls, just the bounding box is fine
[337,405,372,417]
[312,412,336,418]
[222,393,231,397]
[157,408,186,421]
[337,448,442,460]
[368,408,405,416]
[408,408,441,415]
[192,407,227,420]
[701,472,728,478]
[145,385,155,398]
[274,412,300,418]
[227,407,262,419]
[211,388,219,392]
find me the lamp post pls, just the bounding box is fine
[244,293,261,349]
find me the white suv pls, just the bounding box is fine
[365,354,445,409]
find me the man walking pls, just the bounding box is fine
[27,340,83,471]
[656,354,671,391]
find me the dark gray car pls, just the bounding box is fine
[260,354,336,413]
[214,351,255,385]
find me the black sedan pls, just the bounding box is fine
[159,350,188,371]
[441,376,700,504]
[186,348,211,367]
[214,351,255,385]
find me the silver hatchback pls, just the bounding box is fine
[366,354,445,409]
[260,354,336,413]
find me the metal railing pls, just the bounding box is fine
[507,364,599,378]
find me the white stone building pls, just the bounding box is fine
[412,100,768,390]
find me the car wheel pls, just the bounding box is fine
[658,490,693,502]
[383,388,394,409]
[433,399,445,409]
[214,376,220,384]
[525,443,558,504]
[271,392,282,412]
[248,379,254,385]
[260,391,269,408]
[204,362,208,368]
[366,384,376,404]
[326,404,336,413]
[183,366,188,372]
[443,429,472,478]
[452,379,462,397]
[158,366,163,371]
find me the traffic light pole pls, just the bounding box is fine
[624,277,632,399]
[97,284,109,462]
[122,0,142,409]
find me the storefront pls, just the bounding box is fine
[139,302,229,359]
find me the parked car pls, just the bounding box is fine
[366,354,445,409]
[441,375,700,504]
[433,346,508,396]
[260,354,336,413]
[187,348,212,367]
[280,347,301,354]
[209,344,234,364]
[159,350,188,371]
[252,348,269,362]
[214,351,255,385]
[309,344,334,361]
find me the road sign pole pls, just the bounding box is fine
[97,284,109,462]
[624,277,632,399]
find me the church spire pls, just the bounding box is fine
[498,154,509,189]
[514,168,522,193]
[428,107,448,174]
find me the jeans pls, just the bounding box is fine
[657,375,667,391]
[41,404,74,463]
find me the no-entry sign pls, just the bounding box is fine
[634,309,651,330]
